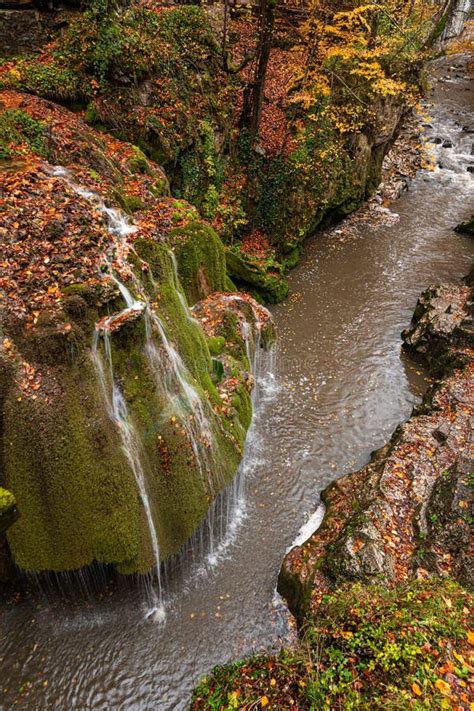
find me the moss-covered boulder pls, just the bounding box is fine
[168,220,233,305]
[0,94,274,577]
[226,245,288,303]
[1,234,264,574]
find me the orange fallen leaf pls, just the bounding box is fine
[411,682,422,696]
[439,661,454,674]
[260,696,269,708]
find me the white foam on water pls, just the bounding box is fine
[288,503,326,551]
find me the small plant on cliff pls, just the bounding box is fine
[192,578,473,709]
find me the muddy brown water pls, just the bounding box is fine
[1,61,473,710]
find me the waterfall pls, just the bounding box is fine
[91,329,165,621]
[216,293,277,410]
[116,254,218,493]
[163,334,278,580]
[49,165,277,614]
[143,309,217,493]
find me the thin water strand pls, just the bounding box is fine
[91,330,165,621]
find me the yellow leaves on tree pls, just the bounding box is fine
[288,0,441,134]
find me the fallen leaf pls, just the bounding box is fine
[411,682,422,696]
[435,679,451,695]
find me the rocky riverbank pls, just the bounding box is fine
[192,268,474,708]
[280,269,473,621]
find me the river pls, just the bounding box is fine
[1,57,473,710]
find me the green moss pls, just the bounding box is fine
[149,178,170,198]
[0,488,15,511]
[126,146,151,174]
[1,60,83,103]
[168,221,228,304]
[212,358,225,382]
[112,188,146,213]
[219,312,247,363]
[208,336,225,356]
[225,246,289,304]
[0,487,17,535]
[4,359,146,572]
[0,109,47,160]
[231,385,252,431]
[101,243,246,559]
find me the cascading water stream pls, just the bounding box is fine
[143,310,217,493]
[91,330,165,621]
[51,167,222,498]
[162,332,278,574]
[50,167,166,618]
[214,294,278,410]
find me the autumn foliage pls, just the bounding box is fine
[193,579,473,709]
[288,0,439,133]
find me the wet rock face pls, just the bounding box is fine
[280,273,474,619]
[455,215,474,236]
[402,281,473,369]
[0,9,74,56]
[423,458,473,590]
[321,365,473,587]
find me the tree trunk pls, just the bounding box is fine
[239,0,276,140]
